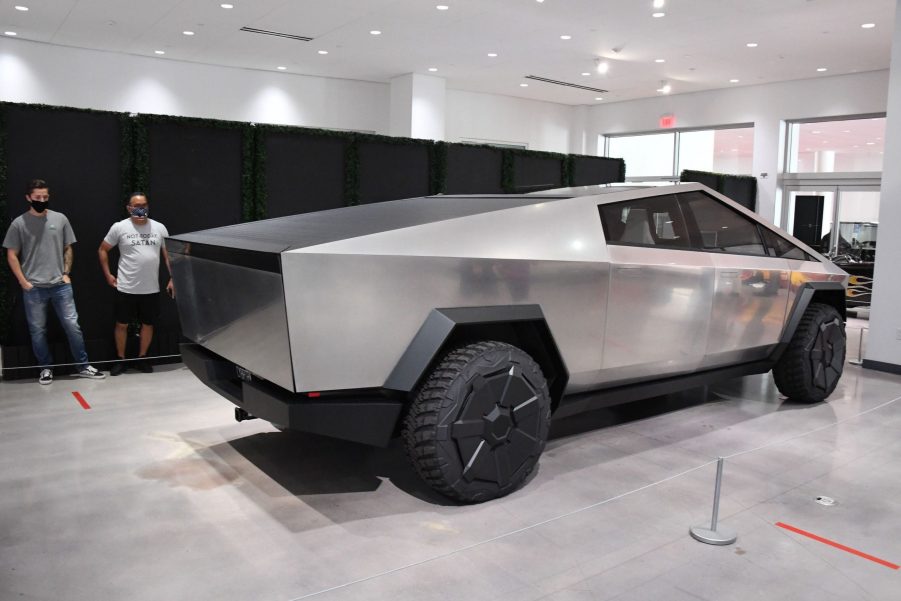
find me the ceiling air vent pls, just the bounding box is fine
[525,76,608,94]
[239,26,313,42]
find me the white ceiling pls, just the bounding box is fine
[0,0,895,105]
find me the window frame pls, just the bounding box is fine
[601,123,755,181]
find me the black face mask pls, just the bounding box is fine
[29,200,49,213]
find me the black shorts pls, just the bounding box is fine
[115,291,160,326]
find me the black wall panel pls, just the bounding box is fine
[147,121,243,234]
[721,176,758,211]
[680,169,721,191]
[264,131,347,217]
[445,145,504,194]
[358,142,430,204]
[144,121,244,360]
[3,106,123,373]
[513,155,562,192]
[572,157,623,187]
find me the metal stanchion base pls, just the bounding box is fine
[690,524,737,545]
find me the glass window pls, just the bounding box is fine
[678,191,766,255]
[607,133,675,178]
[598,194,689,248]
[759,227,809,260]
[787,117,885,173]
[680,127,754,175]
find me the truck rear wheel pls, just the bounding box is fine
[773,302,846,403]
[402,341,552,503]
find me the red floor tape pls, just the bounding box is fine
[72,391,91,410]
[776,522,899,570]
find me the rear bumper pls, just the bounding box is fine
[181,343,404,447]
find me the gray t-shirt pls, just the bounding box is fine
[103,218,169,294]
[2,210,77,287]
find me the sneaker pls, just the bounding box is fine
[110,361,126,376]
[38,369,53,385]
[77,365,107,380]
[135,358,153,374]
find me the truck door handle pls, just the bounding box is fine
[720,270,739,277]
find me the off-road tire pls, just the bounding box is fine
[773,302,845,403]
[402,341,552,503]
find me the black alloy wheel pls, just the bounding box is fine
[773,302,846,403]
[403,341,552,503]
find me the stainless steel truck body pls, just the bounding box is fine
[168,183,847,502]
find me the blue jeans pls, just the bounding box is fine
[23,284,89,370]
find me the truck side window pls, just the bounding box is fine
[759,227,813,260]
[598,194,690,249]
[678,191,766,256]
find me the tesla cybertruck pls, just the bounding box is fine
[167,183,847,503]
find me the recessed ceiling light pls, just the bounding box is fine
[14,5,28,11]
[746,42,758,48]
[657,83,671,93]
[655,59,665,63]
[370,30,381,35]
[487,52,498,57]
[817,67,828,72]
[520,83,529,87]
[730,79,739,83]
[596,60,609,74]
[277,66,287,70]
[428,67,438,72]
[318,50,328,54]
[652,12,665,18]
[861,23,876,29]
[560,35,571,40]
[436,4,449,9]
[155,50,165,55]
[183,30,195,36]
[595,97,604,101]
[4,31,17,36]
[731,148,738,152]
[842,130,851,133]
[220,3,234,8]
[653,0,665,8]
[536,0,544,3]
[866,141,876,145]
[581,72,591,76]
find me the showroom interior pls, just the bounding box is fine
[2,0,901,599]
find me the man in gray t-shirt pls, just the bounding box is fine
[2,179,106,384]
[99,192,173,376]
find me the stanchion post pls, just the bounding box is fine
[690,457,737,545]
[849,327,866,366]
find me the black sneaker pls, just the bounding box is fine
[135,358,153,373]
[110,361,126,376]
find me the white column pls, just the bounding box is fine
[865,0,901,371]
[570,105,589,155]
[389,73,446,140]
[753,117,781,221]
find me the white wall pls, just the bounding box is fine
[584,71,890,222]
[0,37,390,133]
[445,89,573,152]
[866,2,901,370]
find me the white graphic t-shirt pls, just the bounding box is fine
[103,218,169,294]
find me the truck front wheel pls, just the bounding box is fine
[773,302,846,403]
[402,341,552,503]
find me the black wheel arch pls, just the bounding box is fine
[774,281,847,361]
[384,305,569,408]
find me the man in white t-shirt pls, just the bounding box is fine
[98,192,173,375]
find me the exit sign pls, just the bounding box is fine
[659,114,676,128]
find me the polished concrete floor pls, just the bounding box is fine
[1,327,900,600]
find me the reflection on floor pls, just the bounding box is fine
[1,357,899,601]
